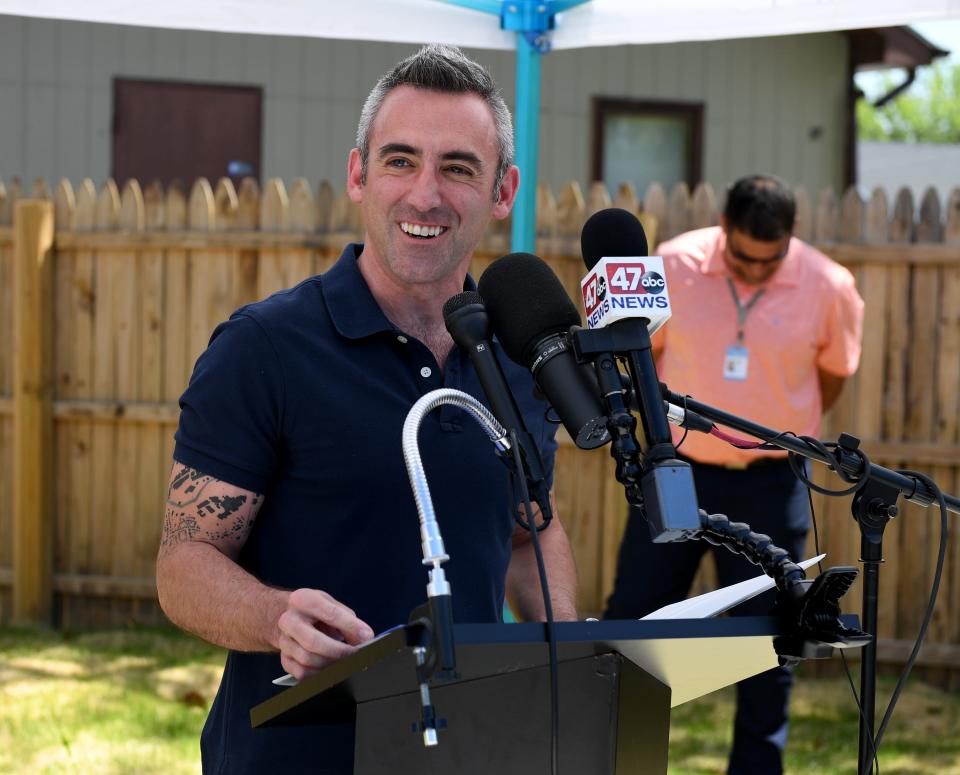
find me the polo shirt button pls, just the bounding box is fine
[420,367,432,378]
[397,335,408,344]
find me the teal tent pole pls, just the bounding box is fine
[511,32,541,254]
[437,0,590,254]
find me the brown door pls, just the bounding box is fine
[112,78,262,188]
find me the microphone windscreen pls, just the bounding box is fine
[442,290,482,321]
[580,207,649,270]
[477,253,581,366]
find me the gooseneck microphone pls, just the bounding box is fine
[477,253,611,450]
[442,291,552,522]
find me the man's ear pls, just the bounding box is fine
[492,165,520,221]
[719,214,728,233]
[347,148,364,204]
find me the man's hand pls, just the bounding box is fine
[277,589,375,680]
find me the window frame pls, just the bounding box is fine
[591,97,705,191]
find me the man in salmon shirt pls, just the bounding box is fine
[605,175,864,775]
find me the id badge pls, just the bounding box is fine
[723,345,749,381]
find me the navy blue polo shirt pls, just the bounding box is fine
[173,244,558,775]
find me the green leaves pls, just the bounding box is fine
[858,63,960,144]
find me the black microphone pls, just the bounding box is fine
[580,208,673,448]
[442,290,552,521]
[442,291,530,437]
[581,207,649,270]
[477,253,610,450]
[577,208,700,541]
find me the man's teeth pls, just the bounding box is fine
[401,222,445,238]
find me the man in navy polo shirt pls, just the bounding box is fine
[156,45,578,774]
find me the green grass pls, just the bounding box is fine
[670,667,960,775]
[0,627,224,775]
[1,628,958,774]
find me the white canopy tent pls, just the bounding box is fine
[1,0,959,49]
[1,0,958,247]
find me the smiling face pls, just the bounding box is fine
[347,86,518,290]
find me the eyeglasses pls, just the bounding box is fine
[727,243,788,266]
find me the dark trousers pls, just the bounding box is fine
[604,458,811,775]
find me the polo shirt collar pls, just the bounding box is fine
[322,242,478,340]
[701,229,801,288]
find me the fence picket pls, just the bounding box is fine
[612,182,639,218]
[96,180,120,231]
[237,178,260,230]
[537,182,558,237]
[137,196,165,582]
[665,182,692,242]
[111,185,143,586]
[556,182,585,240]
[691,182,718,229]
[54,180,76,232]
[918,187,944,242]
[189,178,216,232]
[89,191,118,576]
[890,187,915,244]
[32,178,50,200]
[316,181,334,234]
[4,177,23,226]
[839,186,864,243]
[586,182,612,218]
[865,188,889,245]
[289,178,316,232]
[643,183,668,246]
[75,180,97,232]
[814,186,838,243]
[213,178,239,233]
[946,188,960,245]
[144,181,165,231]
[165,181,187,231]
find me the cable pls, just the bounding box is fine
[673,393,691,452]
[508,430,560,775]
[873,470,948,751]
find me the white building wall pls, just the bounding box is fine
[0,14,848,197]
[858,140,960,209]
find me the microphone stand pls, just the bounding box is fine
[401,388,513,746]
[659,383,960,775]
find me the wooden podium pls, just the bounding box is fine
[251,617,798,774]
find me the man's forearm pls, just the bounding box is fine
[506,522,578,622]
[157,542,289,653]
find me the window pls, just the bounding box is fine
[592,98,703,195]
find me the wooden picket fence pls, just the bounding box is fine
[1,174,960,680]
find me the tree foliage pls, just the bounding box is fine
[857,62,960,143]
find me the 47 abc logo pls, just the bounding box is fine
[583,272,608,311]
[608,264,666,295]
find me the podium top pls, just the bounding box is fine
[251,616,784,728]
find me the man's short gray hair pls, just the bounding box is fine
[356,44,514,199]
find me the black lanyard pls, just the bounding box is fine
[726,278,765,345]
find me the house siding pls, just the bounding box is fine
[0,14,848,196]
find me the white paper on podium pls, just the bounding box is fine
[639,554,826,621]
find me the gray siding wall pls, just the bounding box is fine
[858,140,960,209]
[0,15,848,196]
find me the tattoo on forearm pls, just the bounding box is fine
[160,464,263,550]
[167,467,214,507]
[197,494,247,519]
